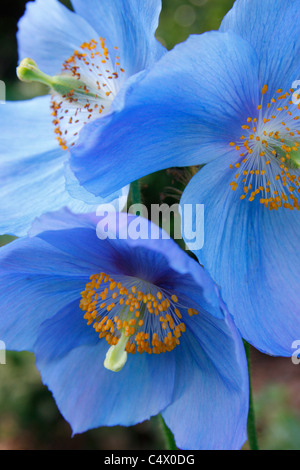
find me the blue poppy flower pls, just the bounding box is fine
[0,0,165,236]
[70,0,300,357]
[0,210,248,450]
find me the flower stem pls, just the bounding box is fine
[159,415,178,450]
[130,180,143,206]
[244,341,259,450]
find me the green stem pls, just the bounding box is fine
[130,180,143,206]
[244,341,259,450]
[159,415,178,450]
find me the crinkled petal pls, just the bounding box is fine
[220,0,300,98]
[70,31,260,198]
[17,0,98,74]
[162,310,248,450]
[181,159,300,356]
[29,207,98,237]
[36,340,175,433]
[33,211,223,319]
[71,0,165,76]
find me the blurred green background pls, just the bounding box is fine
[1,0,300,450]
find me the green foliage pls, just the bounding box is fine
[255,385,300,450]
[157,0,234,49]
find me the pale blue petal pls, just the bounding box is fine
[0,97,99,236]
[70,32,260,198]
[64,162,129,209]
[220,0,300,98]
[17,0,98,74]
[34,300,99,361]
[181,159,300,356]
[163,310,248,450]
[71,0,165,77]
[36,340,175,433]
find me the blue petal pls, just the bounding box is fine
[220,0,300,98]
[29,208,98,237]
[0,208,224,359]
[0,97,104,236]
[34,300,99,362]
[71,0,165,77]
[70,31,260,198]
[36,340,175,433]
[64,162,129,209]
[0,235,95,350]
[17,0,98,75]
[75,212,224,318]
[181,159,300,356]
[0,208,248,442]
[0,273,86,352]
[162,310,248,450]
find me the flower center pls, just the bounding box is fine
[229,84,300,211]
[17,38,125,151]
[80,272,199,372]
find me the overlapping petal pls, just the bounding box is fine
[70,31,260,198]
[181,159,300,356]
[0,211,249,447]
[33,211,223,319]
[71,0,165,76]
[4,0,164,236]
[220,0,300,98]
[0,97,126,236]
[17,0,98,75]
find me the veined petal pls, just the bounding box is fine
[181,158,300,356]
[36,340,175,433]
[0,271,86,352]
[0,227,127,350]
[70,31,260,198]
[64,162,130,209]
[30,212,221,319]
[163,310,248,450]
[0,97,106,236]
[220,0,300,98]
[34,300,99,362]
[0,209,248,444]
[17,0,98,75]
[29,208,99,237]
[71,0,165,76]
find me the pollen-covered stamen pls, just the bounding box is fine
[51,38,125,150]
[80,272,199,370]
[228,84,300,211]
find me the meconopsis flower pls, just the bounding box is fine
[70,0,300,356]
[0,0,164,236]
[0,210,249,450]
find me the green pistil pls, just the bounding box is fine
[273,144,300,170]
[17,58,93,98]
[104,303,146,373]
[104,330,128,372]
[291,149,300,169]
